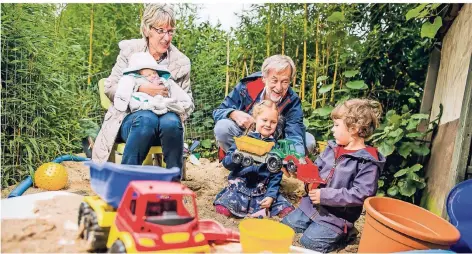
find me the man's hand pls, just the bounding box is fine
[138,82,169,97]
[259,197,274,209]
[229,110,254,129]
[308,189,321,204]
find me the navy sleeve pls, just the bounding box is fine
[213,82,244,122]
[221,142,241,172]
[283,98,306,156]
[266,171,283,199]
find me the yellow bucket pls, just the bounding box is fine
[239,218,295,253]
[317,141,328,153]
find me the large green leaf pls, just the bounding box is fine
[346,80,368,90]
[406,132,425,138]
[405,4,427,21]
[343,70,359,78]
[317,76,328,82]
[327,12,345,22]
[394,168,409,177]
[378,179,384,188]
[421,16,442,39]
[398,142,413,159]
[201,139,212,149]
[388,128,404,138]
[313,106,334,117]
[409,164,423,172]
[411,113,430,120]
[399,180,417,197]
[387,186,399,197]
[413,144,430,156]
[378,142,395,156]
[319,84,333,94]
[303,118,310,128]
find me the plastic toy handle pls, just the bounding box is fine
[189,140,200,152]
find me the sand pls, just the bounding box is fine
[1,159,362,253]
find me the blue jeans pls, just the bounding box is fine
[119,110,183,170]
[281,208,343,253]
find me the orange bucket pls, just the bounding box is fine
[359,197,460,253]
[239,218,295,253]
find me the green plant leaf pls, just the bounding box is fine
[411,113,429,120]
[343,70,359,78]
[319,84,332,94]
[398,142,413,159]
[346,80,368,90]
[387,186,399,196]
[316,76,328,82]
[303,118,310,128]
[378,142,395,156]
[201,139,212,149]
[406,119,421,130]
[399,180,417,197]
[406,132,425,138]
[406,4,427,21]
[378,179,384,188]
[394,168,409,177]
[313,106,334,117]
[409,164,423,172]
[421,16,442,39]
[388,128,404,138]
[327,12,345,22]
[376,190,385,197]
[413,144,430,156]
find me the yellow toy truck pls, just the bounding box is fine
[78,162,239,253]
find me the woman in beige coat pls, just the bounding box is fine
[92,4,192,175]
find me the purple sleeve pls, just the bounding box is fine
[319,163,379,207]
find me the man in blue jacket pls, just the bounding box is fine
[213,55,315,159]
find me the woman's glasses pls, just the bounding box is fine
[151,27,175,36]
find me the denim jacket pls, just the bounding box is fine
[222,131,283,199]
[299,140,386,234]
[213,72,306,156]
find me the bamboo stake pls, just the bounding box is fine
[249,54,254,74]
[87,3,94,86]
[311,16,320,109]
[281,24,285,55]
[266,4,272,57]
[300,3,308,100]
[240,55,246,79]
[322,42,330,107]
[330,47,339,103]
[293,45,299,87]
[225,36,230,97]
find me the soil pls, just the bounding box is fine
[1,158,362,253]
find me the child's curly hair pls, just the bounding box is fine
[252,100,279,119]
[331,99,383,138]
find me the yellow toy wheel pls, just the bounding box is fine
[34,162,68,190]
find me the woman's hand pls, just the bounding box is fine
[138,82,169,97]
[308,189,321,204]
[229,110,254,129]
[259,197,274,209]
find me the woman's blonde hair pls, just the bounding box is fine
[331,98,383,138]
[252,100,279,119]
[140,4,176,38]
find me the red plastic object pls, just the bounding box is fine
[114,181,238,252]
[199,219,240,244]
[284,155,326,190]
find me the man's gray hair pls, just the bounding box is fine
[140,4,176,38]
[261,55,296,79]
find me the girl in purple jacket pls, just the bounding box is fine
[214,100,294,218]
[282,99,386,253]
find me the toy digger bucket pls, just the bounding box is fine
[234,136,274,156]
[239,218,294,253]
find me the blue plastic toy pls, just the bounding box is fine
[8,155,90,198]
[85,161,180,208]
[446,179,472,253]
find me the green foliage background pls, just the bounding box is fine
[2,3,445,202]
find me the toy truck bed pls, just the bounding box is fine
[234,136,275,156]
[85,161,180,209]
